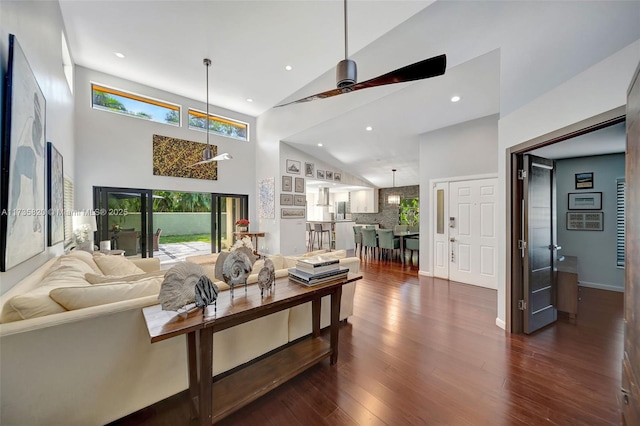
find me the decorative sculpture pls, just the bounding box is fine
[222,250,253,298]
[257,258,276,297]
[158,262,219,314]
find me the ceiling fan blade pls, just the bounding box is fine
[275,54,446,107]
[188,153,232,167]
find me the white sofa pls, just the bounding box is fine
[0,249,360,425]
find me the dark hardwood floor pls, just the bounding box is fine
[112,257,624,425]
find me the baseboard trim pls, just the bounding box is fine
[418,270,432,277]
[495,317,506,330]
[579,281,624,293]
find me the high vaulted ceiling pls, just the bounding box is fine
[59,1,640,188]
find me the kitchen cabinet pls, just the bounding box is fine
[349,189,378,213]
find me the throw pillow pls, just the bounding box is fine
[85,269,166,284]
[93,253,145,276]
[49,276,164,310]
[64,250,103,274]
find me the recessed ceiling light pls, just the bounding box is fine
[365,126,373,131]
[114,52,125,59]
[451,95,461,102]
[246,98,253,103]
[285,65,293,71]
[317,143,323,147]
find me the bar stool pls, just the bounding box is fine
[306,223,315,251]
[314,223,331,251]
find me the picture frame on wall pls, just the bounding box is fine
[281,208,306,219]
[295,177,305,193]
[566,212,603,231]
[1,34,47,271]
[334,172,342,182]
[305,162,314,177]
[47,142,64,246]
[294,195,306,206]
[317,170,325,179]
[286,159,301,174]
[575,172,594,189]
[568,192,602,210]
[280,193,293,205]
[282,175,292,192]
[325,171,333,180]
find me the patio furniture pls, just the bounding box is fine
[153,228,162,251]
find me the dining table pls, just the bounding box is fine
[392,231,419,264]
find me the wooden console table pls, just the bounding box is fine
[142,273,362,425]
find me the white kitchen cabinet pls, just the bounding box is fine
[349,189,378,213]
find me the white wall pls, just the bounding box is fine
[496,40,640,326]
[556,154,625,292]
[0,1,75,294]
[418,114,499,274]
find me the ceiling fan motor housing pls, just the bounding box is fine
[202,147,213,161]
[336,59,357,88]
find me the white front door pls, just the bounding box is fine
[448,178,498,289]
[433,182,449,279]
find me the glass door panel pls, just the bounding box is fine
[212,194,248,252]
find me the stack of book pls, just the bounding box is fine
[288,256,348,286]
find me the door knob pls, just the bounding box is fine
[549,244,562,250]
[450,237,456,242]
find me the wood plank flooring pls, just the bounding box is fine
[111,258,624,425]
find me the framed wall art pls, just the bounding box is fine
[281,208,306,219]
[282,175,292,192]
[294,195,306,206]
[295,177,305,193]
[47,142,64,246]
[286,159,301,174]
[305,162,314,177]
[334,172,342,182]
[566,212,603,231]
[575,172,594,189]
[280,193,293,205]
[317,170,325,179]
[258,177,275,219]
[1,34,47,271]
[568,192,602,210]
[325,171,333,180]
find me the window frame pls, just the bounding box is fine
[188,108,250,141]
[90,82,181,127]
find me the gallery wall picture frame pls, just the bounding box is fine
[258,177,275,219]
[334,172,342,182]
[325,171,333,180]
[294,195,306,206]
[282,175,292,192]
[317,170,325,179]
[575,172,594,189]
[281,208,306,219]
[566,212,603,231]
[280,193,293,205]
[1,34,47,272]
[305,162,314,177]
[286,159,301,174]
[295,177,305,193]
[568,192,602,210]
[47,142,64,246]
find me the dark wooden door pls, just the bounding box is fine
[522,154,558,334]
[621,60,640,425]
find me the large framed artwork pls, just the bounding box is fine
[1,34,47,271]
[47,142,64,246]
[568,192,602,210]
[152,134,218,180]
[258,177,275,219]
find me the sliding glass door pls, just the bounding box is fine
[212,194,248,252]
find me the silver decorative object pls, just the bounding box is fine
[257,258,276,297]
[158,262,215,312]
[194,275,219,313]
[222,250,253,298]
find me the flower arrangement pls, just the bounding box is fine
[235,219,250,226]
[111,224,121,233]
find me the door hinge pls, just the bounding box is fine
[518,300,526,311]
[518,170,527,180]
[518,240,527,250]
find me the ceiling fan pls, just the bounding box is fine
[275,0,446,107]
[189,58,232,167]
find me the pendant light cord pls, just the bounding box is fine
[344,0,348,60]
[204,58,211,147]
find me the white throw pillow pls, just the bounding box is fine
[85,269,166,284]
[64,250,103,274]
[49,276,164,310]
[93,253,145,276]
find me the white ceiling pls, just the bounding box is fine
[58,1,640,188]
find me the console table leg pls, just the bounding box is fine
[196,328,214,426]
[187,332,198,419]
[312,298,321,338]
[330,286,342,365]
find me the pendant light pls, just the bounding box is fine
[387,169,400,205]
[189,58,232,167]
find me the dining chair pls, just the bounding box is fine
[314,223,331,251]
[377,229,399,261]
[405,236,419,265]
[394,225,408,233]
[306,223,315,251]
[360,228,378,259]
[353,225,363,256]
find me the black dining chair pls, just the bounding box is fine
[306,223,315,251]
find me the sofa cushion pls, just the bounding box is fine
[65,250,103,274]
[93,253,145,276]
[85,269,166,284]
[49,276,164,310]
